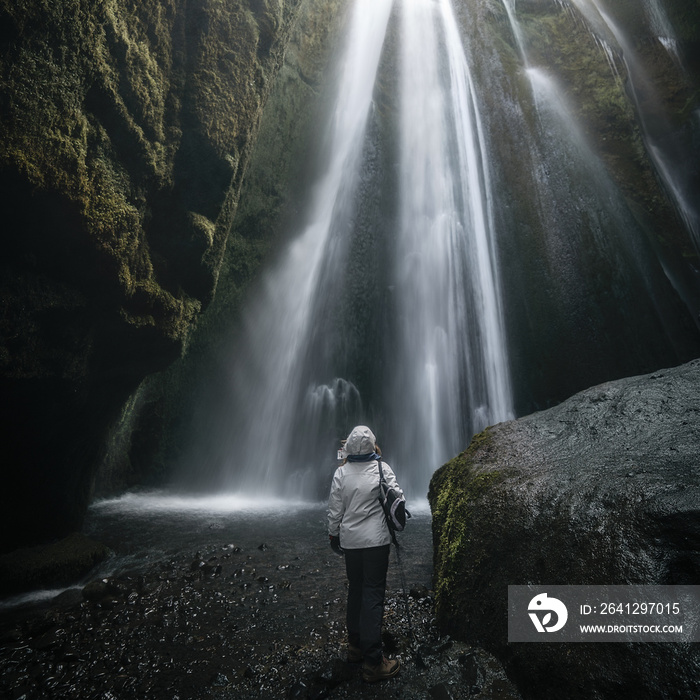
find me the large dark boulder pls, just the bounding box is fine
[429,359,700,699]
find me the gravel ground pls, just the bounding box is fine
[0,501,520,700]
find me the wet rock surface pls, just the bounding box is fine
[0,534,110,598]
[430,359,700,700]
[0,506,520,699]
[0,0,311,550]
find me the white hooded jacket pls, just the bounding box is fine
[327,426,404,550]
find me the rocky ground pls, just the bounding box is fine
[0,508,520,700]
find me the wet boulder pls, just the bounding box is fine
[0,532,109,597]
[429,359,700,699]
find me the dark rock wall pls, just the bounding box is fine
[0,0,304,550]
[92,0,349,496]
[429,359,700,698]
[458,0,700,414]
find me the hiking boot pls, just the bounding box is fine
[347,644,363,663]
[362,656,401,682]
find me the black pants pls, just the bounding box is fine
[344,544,390,666]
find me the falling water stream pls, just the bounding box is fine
[206,0,395,496]
[390,0,513,491]
[568,0,700,250]
[497,0,700,361]
[184,0,515,501]
[173,0,700,503]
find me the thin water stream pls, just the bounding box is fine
[570,0,700,250]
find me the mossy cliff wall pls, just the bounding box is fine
[92,0,349,496]
[0,0,306,550]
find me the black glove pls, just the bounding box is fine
[329,535,344,556]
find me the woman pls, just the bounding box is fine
[327,425,403,682]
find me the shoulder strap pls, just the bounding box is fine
[376,457,399,548]
[377,457,386,483]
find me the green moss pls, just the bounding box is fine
[429,428,506,621]
[0,0,314,543]
[0,0,309,375]
[100,0,349,489]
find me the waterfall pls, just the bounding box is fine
[197,0,395,497]
[176,0,699,502]
[390,0,513,492]
[178,0,515,500]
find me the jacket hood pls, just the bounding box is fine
[344,425,377,456]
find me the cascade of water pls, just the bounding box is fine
[501,0,529,65]
[567,0,700,252]
[183,0,516,500]
[641,0,680,60]
[203,0,394,497]
[390,0,513,493]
